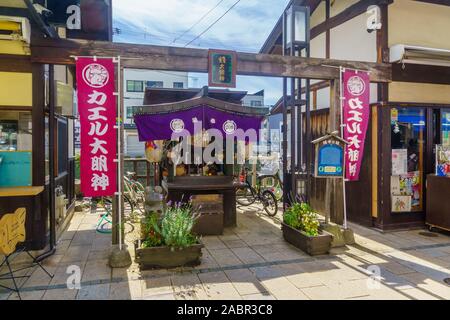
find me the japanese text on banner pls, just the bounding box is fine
[342,70,370,181]
[76,58,117,197]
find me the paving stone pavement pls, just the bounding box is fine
[1,202,450,300]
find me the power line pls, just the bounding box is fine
[115,27,259,52]
[184,0,242,47]
[171,0,226,45]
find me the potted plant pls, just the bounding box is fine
[135,203,203,269]
[281,202,332,256]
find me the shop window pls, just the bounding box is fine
[126,134,144,157]
[126,80,144,92]
[56,118,68,176]
[390,107,426,213]
[442,109,450,146]
[126,106,134,119]
[146,81,163,88]
[0,111,33,187]
[0,120,18,151]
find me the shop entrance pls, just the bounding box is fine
[387,105,450,218]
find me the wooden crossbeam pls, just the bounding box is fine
[30,37,391,82]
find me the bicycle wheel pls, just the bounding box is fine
[259,175,283,201]
[123,194,134,213]
[97,197,113,214]
[236,184,256,206]
[133,180,146,214]
[261,190,278,217]
[133,179,145,193]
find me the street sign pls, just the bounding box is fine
[316,143,344,177]
[312,132,347,178]
[208,49,237,88]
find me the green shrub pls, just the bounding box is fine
[283,202,320,236]
[141,212,163,248]
[142,203,199,249]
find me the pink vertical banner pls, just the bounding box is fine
[342,69,370,181]
[76,57,117,197]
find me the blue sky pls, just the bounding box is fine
[112,0,290,106]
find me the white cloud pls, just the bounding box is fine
[113,0,289,51]
[113,0,289,105]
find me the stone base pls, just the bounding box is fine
[343,228,356,245]
[321,224,346,248]
[109,245,132,268]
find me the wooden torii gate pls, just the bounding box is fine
[31,38,390,82]
[32,37,390,135]
[30,37,391,244]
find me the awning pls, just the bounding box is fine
[134,104,264,141]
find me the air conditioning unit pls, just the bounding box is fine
[0,16,31,44]
[390,44,450,68]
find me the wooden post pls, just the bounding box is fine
[48,64,57,248]
[120,65,125,244]
[112,64,125,246]
[325,79,343,224]
[146,161,151,186]
[282,77,288,209]
[252,163,257,188]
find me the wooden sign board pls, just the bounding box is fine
[312,133,347,178]
[208,49,237,88]
[0,208,26,256]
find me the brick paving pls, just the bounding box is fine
[1,202,450,300]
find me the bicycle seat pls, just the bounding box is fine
[126,171,136,176]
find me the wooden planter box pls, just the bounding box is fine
[281,222,332,256]
[134,241,204,269]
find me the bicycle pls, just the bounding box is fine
[258,169,283,201]
[94,196,135,234]
[235,167,278,217]
[123,171,146,215]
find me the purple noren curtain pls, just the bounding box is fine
[134,104,263,141]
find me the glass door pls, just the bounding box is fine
[390,107,426,213]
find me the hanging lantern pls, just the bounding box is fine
[145,140,164,163]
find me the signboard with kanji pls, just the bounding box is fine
[76,57,117,197]
[208,49,237,88]
[342,69,370,181]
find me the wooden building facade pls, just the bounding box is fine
[0,0,112,254]
[262,0,450,230]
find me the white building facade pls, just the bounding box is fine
[123,69,189,157]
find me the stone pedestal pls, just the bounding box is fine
[321,223,356,247]
[343,228,356,245]
[109,245,132,268]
